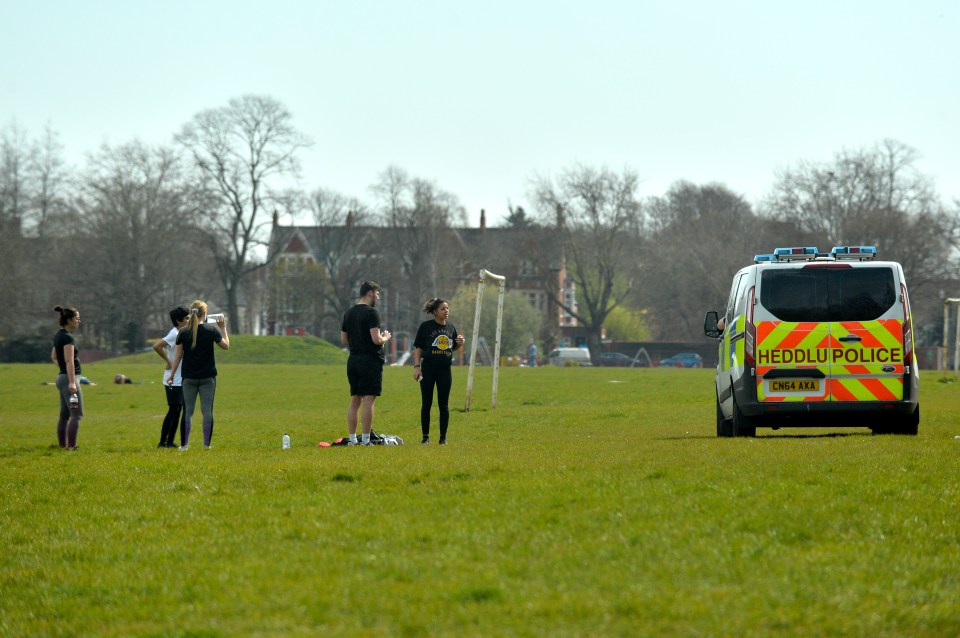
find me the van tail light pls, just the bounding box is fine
[745,285,756,370]
[900,283,913,367]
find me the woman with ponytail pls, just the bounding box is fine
[412,297,465,444]
[166,300,230,450]
[51,305,83,450]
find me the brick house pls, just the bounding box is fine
[265,210,584,350]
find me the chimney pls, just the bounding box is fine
[480,209,486,234]
[273,208,279,227]
[346,210,354,228]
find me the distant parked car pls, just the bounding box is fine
[548,347,593,367]
[598,352,635,367]
[659,352,703,368]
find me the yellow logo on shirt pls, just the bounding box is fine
[431,335,451,351]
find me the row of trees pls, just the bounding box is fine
[522,140,959,355]
[2,94,958,361]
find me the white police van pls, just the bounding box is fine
[704,246,919,437]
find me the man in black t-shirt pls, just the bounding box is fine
[340,281,392,446]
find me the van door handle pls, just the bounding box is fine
[839,335,862,342]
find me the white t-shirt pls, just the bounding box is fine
[161,327,183,386]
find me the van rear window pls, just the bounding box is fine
[759,267,896,322]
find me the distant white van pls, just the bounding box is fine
[548,347,592,367]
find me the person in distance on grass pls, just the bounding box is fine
[51,305,83,450]
[153,306,189,448]
[341,281,391,446]
[412,297,464,445]
[166,300,230,450]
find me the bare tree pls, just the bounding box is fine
[29,124,71,239]
[764,139,960,328]
[267,188,380,338]
[0,122,88,351]
[307,188,379,334]
[372,165,467,330]
[0,121,30,234]
[75,141,209,352]
[765,140,948,247]
[531,165,644,357]
[177,95,312,331]
[641,182,774,339]
[0,122,45,339]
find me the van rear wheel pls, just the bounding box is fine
[872,406,920,435]
[732,398,757,437]
[717,395,732,438]
[893,405,920,435]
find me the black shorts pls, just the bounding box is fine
[347,355,383,397]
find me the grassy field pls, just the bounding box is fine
[2,356,960,637]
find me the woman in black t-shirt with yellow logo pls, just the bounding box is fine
[412,297,465,444]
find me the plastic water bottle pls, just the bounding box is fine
[69,393,79,412]
[282,433,291,449]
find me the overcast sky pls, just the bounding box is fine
[2,0,957,226]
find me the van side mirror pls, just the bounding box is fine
[704,311,721,339]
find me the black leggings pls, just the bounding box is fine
[420,364,452,438]
[160,385,185,446]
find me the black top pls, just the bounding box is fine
[413,319,458,367]
[176,324,223,379]
[53,328,81,375]
[341,304,384,361]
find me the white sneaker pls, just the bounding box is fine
[178,445,189,451]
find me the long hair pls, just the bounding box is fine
[422,297,447,314]
[186,300,208,350]
[53,305,78,327]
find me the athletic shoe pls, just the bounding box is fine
[439,438,447,445]
[346,440,358,446]
[178,445,189,451]
[361,440,372,446]
[421,436,430,445]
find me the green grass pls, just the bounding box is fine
[111,334,349,366]
[2,361,960,637]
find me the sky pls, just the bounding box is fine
[2,0,957,227]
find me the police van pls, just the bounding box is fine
[704,246,919,437]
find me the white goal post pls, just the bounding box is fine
[464,269,506,411]
[943,298,960,378]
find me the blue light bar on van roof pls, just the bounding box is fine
[774,247,818,257]
[771,247,819,261]
[830,245,877,260]
[754,253,777,263]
